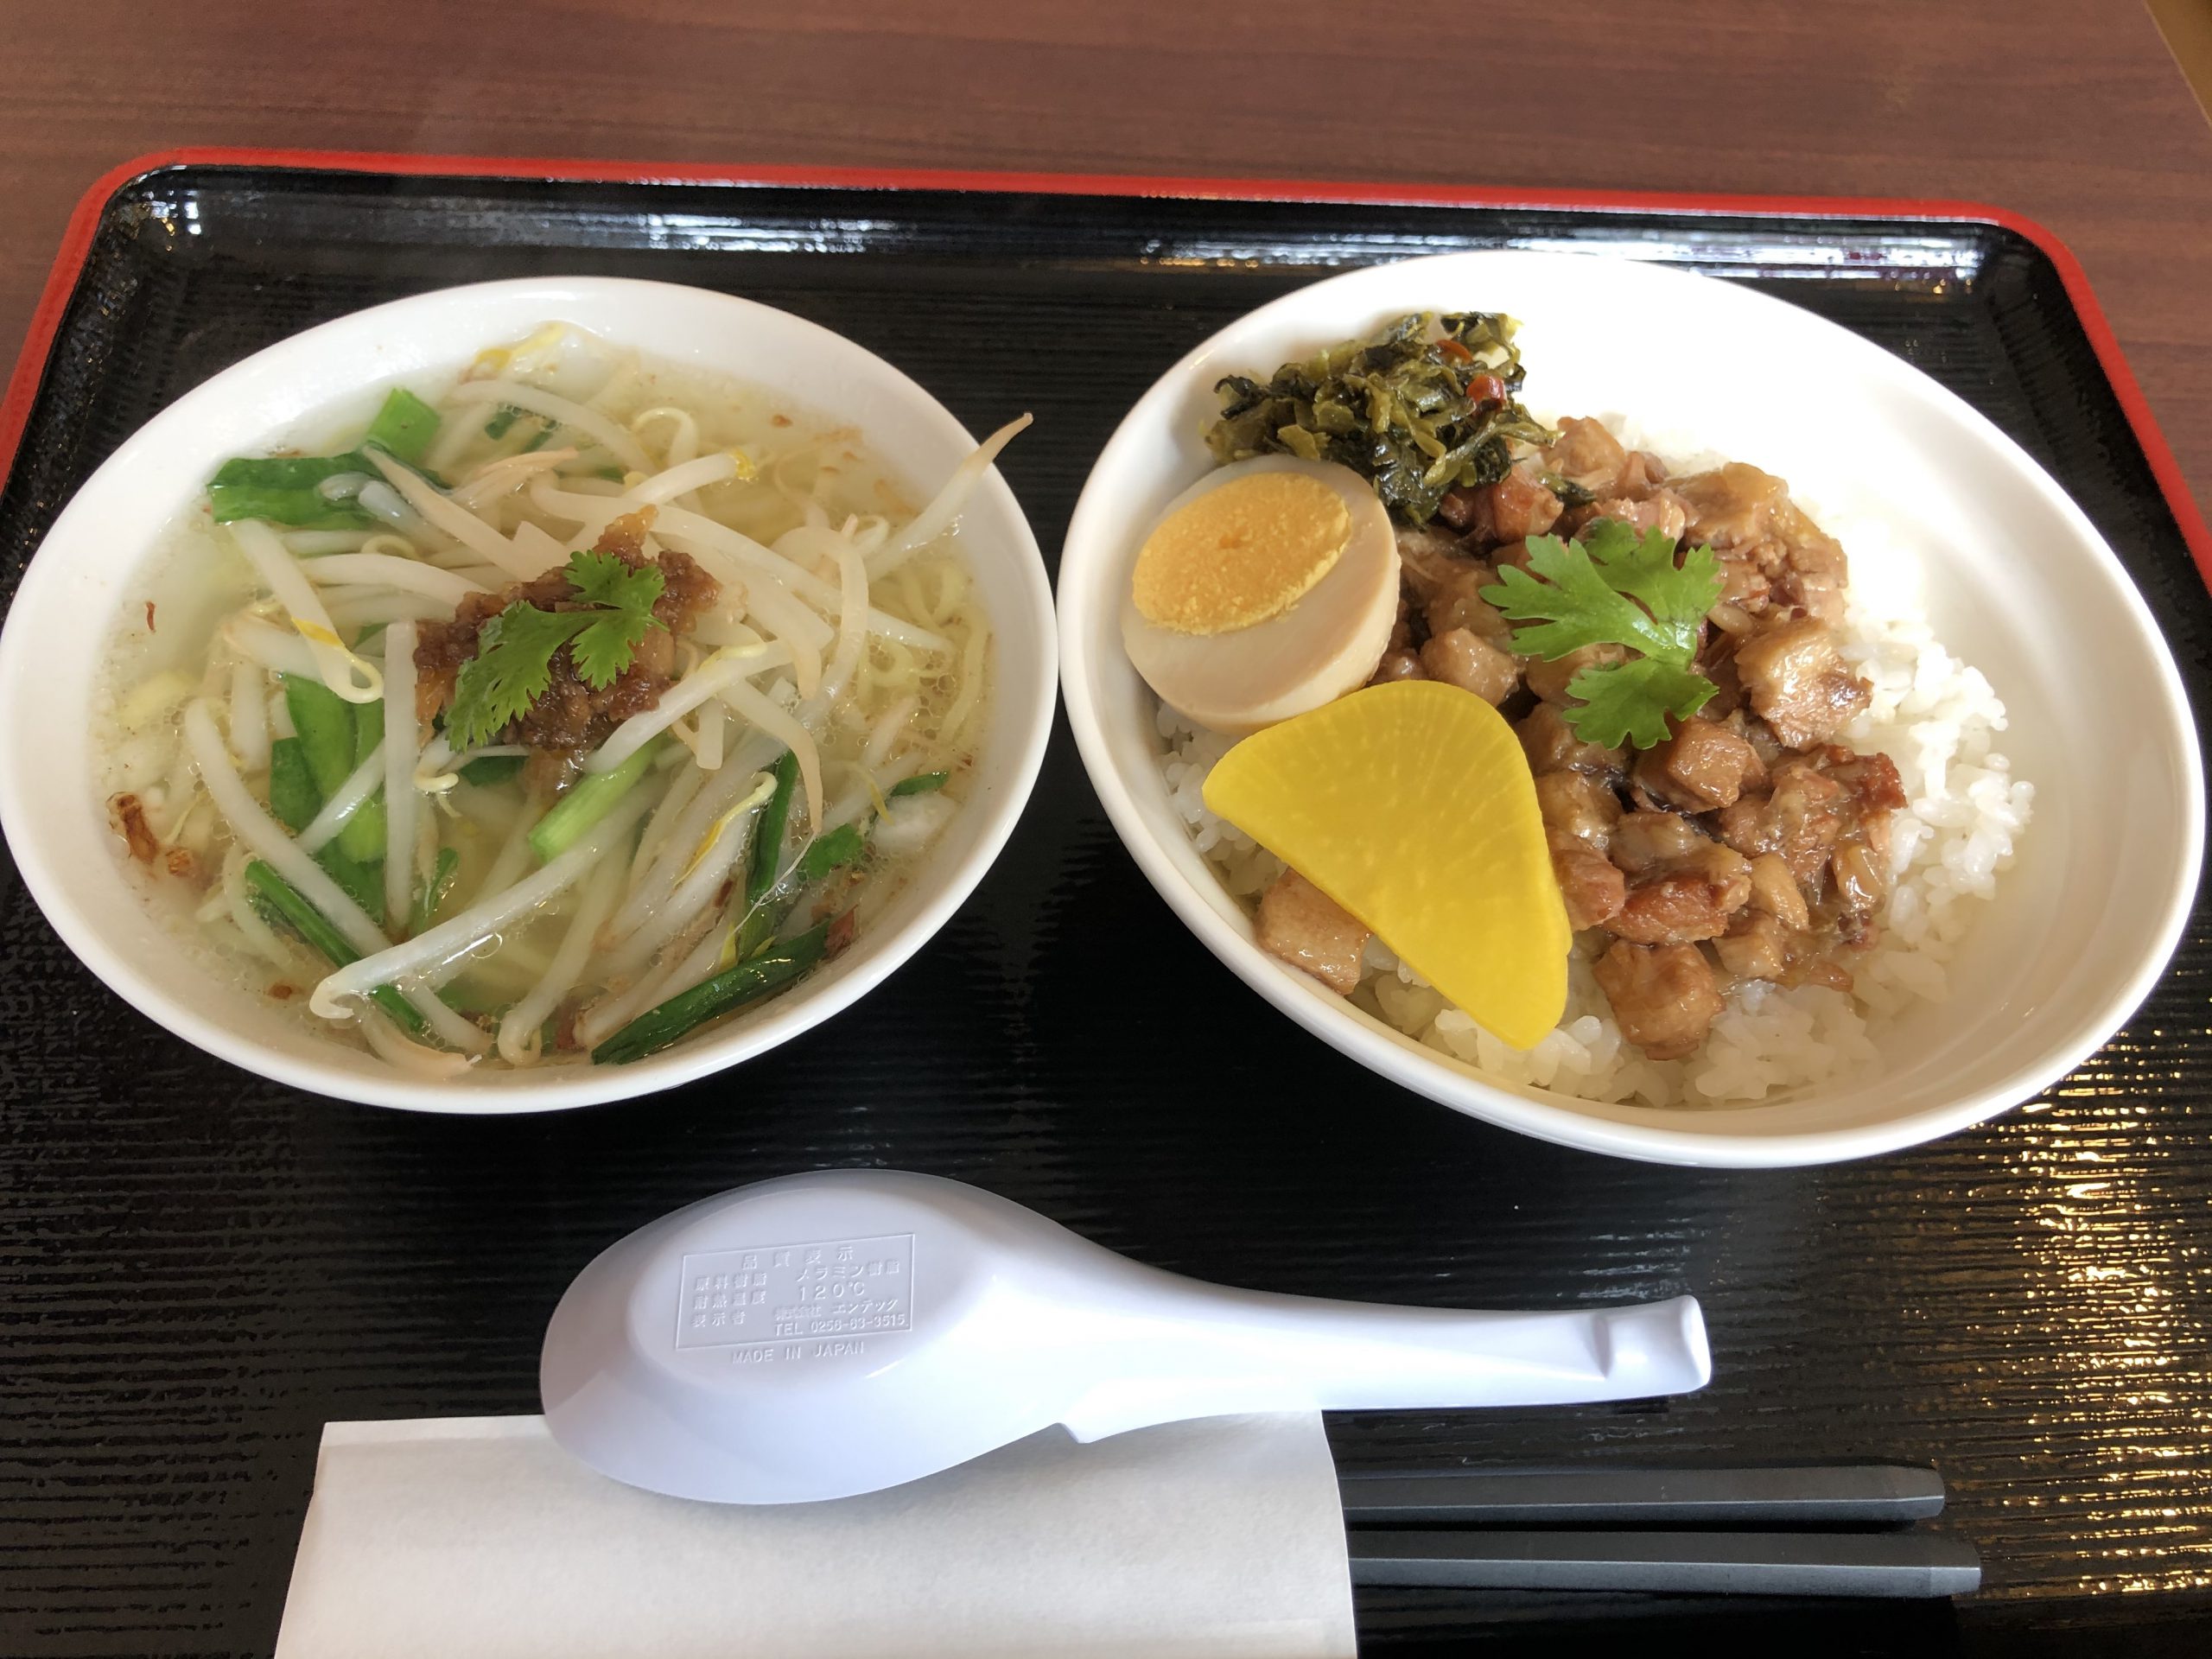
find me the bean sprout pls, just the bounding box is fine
[310,788,653,1020]
[285,530,376,556]
[296,741,386,855]
[323,592,456,632]
[442,379,654,473]
[450,447,580,512]
[228,661,270,772]
[497,853,626,1065]
[299,553,489,607]
[716,675,823,833]
[582,644,792,775]
[228,521,381,702]
[225,616,324,681]
[183,700,480,1050]
[867,412,1031,578]
[365,451,538,579]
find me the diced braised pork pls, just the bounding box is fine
[1395,524,1480,603]
[1418,628,1518,705]
[1634,717,1767,814]
[1733,617,1871,748]
[1745,851,1810,931]
[1612,868,1751,946]
[1821,747,1910,816]
[1715,760,1846,889]
[1434,486,1480,532]
[1607,811,1754,945]
[1457,470,1563,546]
[1429,577,1516,650]
[1783,954,1855,993]
[1832,840,1889,918]
[1491,537,1537,575]
[1537,771,1627,930]
[1446,423,1917,1061]
[1607,810,1707,875]
[1713,911,1790,982]
[1821,750,1905,921]
[1593,940,1725,1060]
[1516,703,1624,779]
[1535,771,1621,851]
[1585,490,1689,543]
[1716,744,1903,896]
[1690,621,1749,720]
[1553,849,1627,931]
[1672,462,1851,625]
[1369,649,1427,685]
[1541,416,1633,497]
[1255,869,1370,995]
[1617,448,1669,498]
[1395,527,1515,647]
[1672,461,1783,549]
[1716,902,1862,990]
[1524,641,1626,706]
[1764,510,1850,624]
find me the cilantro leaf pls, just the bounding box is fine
[1581,518,1722,643]
[565,550,666,690]
[1486,522,1718,662]
[443,550,671,742]
[1565,657,1719,750]
[567,548,664,615]
[571,607,658,690]
[1482,521,1726,749]
[446,604,591,748]
[1489,541,1668,661]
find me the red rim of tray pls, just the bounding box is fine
[3,147,2206,592]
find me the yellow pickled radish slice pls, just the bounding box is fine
[1202,679,1570,1050]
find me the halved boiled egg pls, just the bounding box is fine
[1121,455,1397,735]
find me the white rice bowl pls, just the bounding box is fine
[1063,249,2201,1166]
[1156,416,2036,1110]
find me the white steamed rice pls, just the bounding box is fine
[1156,457,2034,1109]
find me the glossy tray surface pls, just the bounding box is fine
[1,162,2209,1654]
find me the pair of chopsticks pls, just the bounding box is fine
[1341,1464,1980,1598]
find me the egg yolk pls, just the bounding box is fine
[1130,472,1351,635]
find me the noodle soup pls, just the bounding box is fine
[92,323,1021,1077]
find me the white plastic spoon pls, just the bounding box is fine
[541,1169,1711,1504]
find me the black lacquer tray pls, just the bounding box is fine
[2,156,2209,1656]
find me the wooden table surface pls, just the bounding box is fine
[6,0,2212,518]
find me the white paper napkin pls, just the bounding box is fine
[274,1413,1357,1658]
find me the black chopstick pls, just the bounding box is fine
[1346,1526,1982,1598]
[1338,1463,1946,1527]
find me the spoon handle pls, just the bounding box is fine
[1061,1291,1709,1440]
